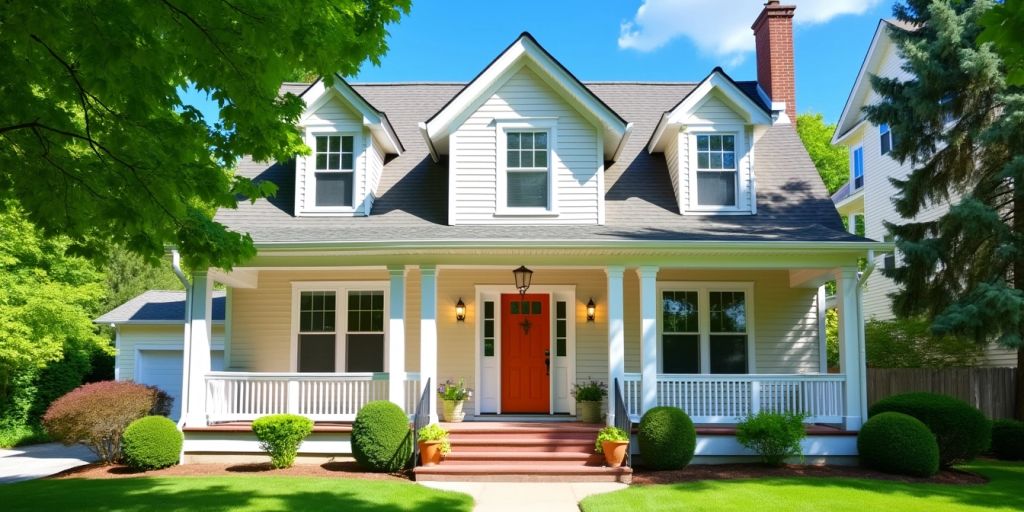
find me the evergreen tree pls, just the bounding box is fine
[864,0,1024,419]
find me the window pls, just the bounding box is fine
[661,284,752,374]
[482,301,495,357]
[695,134,737,207]
[298,291,337,372]
[293,284,387,373]
[883,234,897,272]
[346,291,385,372]
[505,131,549,208]
[555,301,568,357]
[852,147,864,190]
[313,134,354,207]
[879,124,893,156]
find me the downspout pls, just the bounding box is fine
[857,250,876,423]
[172,250,192,430]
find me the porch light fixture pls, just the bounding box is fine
[586,298,596,323]
[455,298,467,323]
[513,265,533,298]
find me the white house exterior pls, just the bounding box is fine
[831,19,1017,368]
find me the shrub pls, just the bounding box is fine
[351,401,412,472]
[736,412,807,466]
[122,416,182,469]
[991,419,1024,461]
[572,380,607,402]
[594,426,629,454]
[864,318,982,368]
[251,414,313,469]
[858,412,939,477]
[417,423,451,455]
[637,406,696,470]
[42,381,166,462]
[869,392,990,466]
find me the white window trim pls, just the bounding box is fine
[302,127,362,215]
[686,125,749,214]
[851,145,865,191]
[656,281,756,374]
[290,281,389,373]
[495,118,560,217]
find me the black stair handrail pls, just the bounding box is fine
[410,377,431,467]
[613,377,632,468]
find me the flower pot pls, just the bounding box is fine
[419,440,443,466]
[601,440,630,468]
[440,399,465,423]
[577,400,602,423]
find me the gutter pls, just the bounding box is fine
[171,251,192,431]
[252,238,894,253]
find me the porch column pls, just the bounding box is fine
[182,271,213,427]
[606,266,625,426]
[388,266,407,410]
[836,267,864,430]
[420,265,439,423]
[638,266,659,413]
[817,286,829,373]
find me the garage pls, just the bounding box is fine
[136,349,224,420]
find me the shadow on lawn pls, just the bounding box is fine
[0,477,472,512]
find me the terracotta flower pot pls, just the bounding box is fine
[441,399,465,422]
[601,440,629,468]
[577,400,602,423]
[419,440,443,466]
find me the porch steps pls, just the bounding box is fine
[413,422,631,483]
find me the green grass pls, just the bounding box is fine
[0,476,473,512]
[0,424,49,448]
[580,460,1024,512]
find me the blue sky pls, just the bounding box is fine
[184,0,895,124]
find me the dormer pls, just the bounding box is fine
[647,70,775,216]
[294,76,403,217]
[422,33,631,225]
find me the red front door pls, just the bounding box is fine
[501,294,550,413]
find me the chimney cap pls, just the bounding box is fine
[752,0,795,31]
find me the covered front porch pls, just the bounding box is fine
[177,246,870,435]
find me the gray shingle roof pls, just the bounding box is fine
[95,290,226,324]
[218,82,861,245]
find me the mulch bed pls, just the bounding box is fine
[632,463,987,486]
[49,461,411,481]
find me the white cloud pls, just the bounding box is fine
[618,0,882,60]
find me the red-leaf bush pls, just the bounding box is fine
[42,381,172,463]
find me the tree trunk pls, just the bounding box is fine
[1016,347,1024,420]
[1016,193,1024,421]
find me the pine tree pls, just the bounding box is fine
[864,0,1024,419]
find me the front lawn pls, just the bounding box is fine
[580,460,1024,512]
[0,475,473,512]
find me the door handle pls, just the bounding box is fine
[544,350,550,376]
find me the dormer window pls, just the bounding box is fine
[313,134,355,208]
[506,131,549,208]
[695,134,737,207]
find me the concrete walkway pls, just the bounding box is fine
[0,443,97,483]
[420,481,628,512]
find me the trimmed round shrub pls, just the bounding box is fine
[122,416,182,469]
[351,401,412,472]
[251,414,313,469]
[858,412,939,477]
[637,406,696,470]
[42,381,168,463]
[868,392,989,466]
[991,419,1024,461]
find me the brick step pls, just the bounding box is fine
[413,463,632,483]
[444,451,604,465]
[443,423,602,435]
[449,438,595,453]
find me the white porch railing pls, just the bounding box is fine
[206,372,421,422]
[621,373,846,424]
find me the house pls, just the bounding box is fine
[99,1,884,478]
[830,19,1018,368]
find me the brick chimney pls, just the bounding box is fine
[752,0,796,121]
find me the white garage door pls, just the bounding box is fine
[137,350,224,421]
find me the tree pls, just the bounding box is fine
[979,0,1024,85]
[101,246,183,316]
[796,112,850,194]
[864,0,1024,419]
[864,317,983,368]
[0,1,410,270]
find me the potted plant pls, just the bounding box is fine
[572,379,607,423]
[595,425,630,468]
[438,378,472,423]
[417,423,451,466]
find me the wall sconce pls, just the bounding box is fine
[586,298,596,323]
[455,298,467,322]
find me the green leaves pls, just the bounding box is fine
[979,0,1024,85]
[795,113,849,194]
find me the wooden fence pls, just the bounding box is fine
[867,367,1017,419]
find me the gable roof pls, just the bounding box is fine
[95,290,226,325]
[297,75,404,154]
[218,82,868,247]
[422,32,630,161]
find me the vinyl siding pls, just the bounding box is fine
[115,324,224,381]
[364,131,385,214]
[664,130,681,211]
[297,95,369,215]
[451,66,602,224]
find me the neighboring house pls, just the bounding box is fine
[831,19,1017,368]
[98,1,885,475]
[95,291,227,420]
